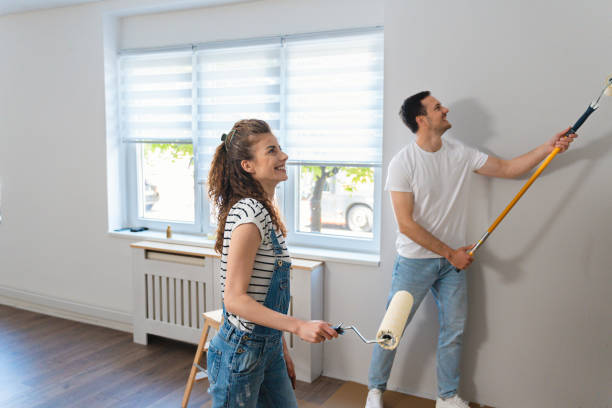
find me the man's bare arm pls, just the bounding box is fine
[390,191,473,269]
[476,127,576,179]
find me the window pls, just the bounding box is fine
[120,51,201,233]
[118,28,383,252]
[282,32,383,252]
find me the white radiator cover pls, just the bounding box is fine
[132,248,215,345]
[131,242,324,382]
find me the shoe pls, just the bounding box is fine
[365,388,383,408]
[436,394,470,408]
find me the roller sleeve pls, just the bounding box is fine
[376,290,414,350]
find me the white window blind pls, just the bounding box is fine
[284,31,384,165]
[119,31,382,166]
[195,42,281,181]
[119,51,194,144]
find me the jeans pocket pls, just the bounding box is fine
[231,341,264,375]
[206,340,222,384]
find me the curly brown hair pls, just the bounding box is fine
[208,119,287,254]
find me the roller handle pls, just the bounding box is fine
[568,105,595,135]
[331,323,384,344]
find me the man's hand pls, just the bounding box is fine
[447,245,474,270]
[547,127,577,154]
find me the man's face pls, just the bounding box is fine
[420,95,451,134]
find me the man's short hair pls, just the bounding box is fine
[399,91,430,133]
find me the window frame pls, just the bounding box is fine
[283,163,381,254]
[125,141,204,234]
[117,27,383,253]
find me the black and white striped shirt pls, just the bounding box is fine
[221,198,291,332]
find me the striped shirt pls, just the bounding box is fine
[221,198,291,332]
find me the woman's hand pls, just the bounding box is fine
[295,320,338,343]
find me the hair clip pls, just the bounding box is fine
[222,129,237,150]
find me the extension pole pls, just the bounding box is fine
[466,145,562,257]
[461,82,608,267]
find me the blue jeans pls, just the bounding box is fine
[207,320,297,408]
[368,256,467,399]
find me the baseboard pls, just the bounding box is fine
[0,285,133,333]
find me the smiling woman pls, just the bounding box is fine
[205,119,338,407]
[207,119,287,254]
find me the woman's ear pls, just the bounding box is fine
[241,159,255,174]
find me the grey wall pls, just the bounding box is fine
[382,1,612,406]
[1,0,611,406]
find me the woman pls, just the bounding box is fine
[207,119,338,407]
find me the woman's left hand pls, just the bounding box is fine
[284,348,296,389]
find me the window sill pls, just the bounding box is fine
[108,230,380,267]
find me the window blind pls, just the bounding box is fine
[119,51,194,144]
[284,31,384,165]
[195,42,281,181]
[119,29,384,181]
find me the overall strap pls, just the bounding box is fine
[269,228,283,255]
[249,228,290,336]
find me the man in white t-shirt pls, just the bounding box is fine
[365,91,576,408]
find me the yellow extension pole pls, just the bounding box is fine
[467,147,561,257]
[463,75,611,262]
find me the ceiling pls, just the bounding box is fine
[0,0,102,15]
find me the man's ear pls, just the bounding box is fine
[415,115,427,130]
[241,159,255,174]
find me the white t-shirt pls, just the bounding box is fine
[386,137,488,259]
[220,198,291,332]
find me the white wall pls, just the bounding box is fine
[1,0,611,407]
[0,0,252,328]
[0,4,134,324]
[119,0,382,48]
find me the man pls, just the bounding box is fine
[365,91,576,408]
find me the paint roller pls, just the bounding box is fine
[333,290,413,350]
[456,74,612,270]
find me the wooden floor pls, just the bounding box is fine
[0,305,491,407]
[0,305,346,407]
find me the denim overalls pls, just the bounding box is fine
[206,229,297,408]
